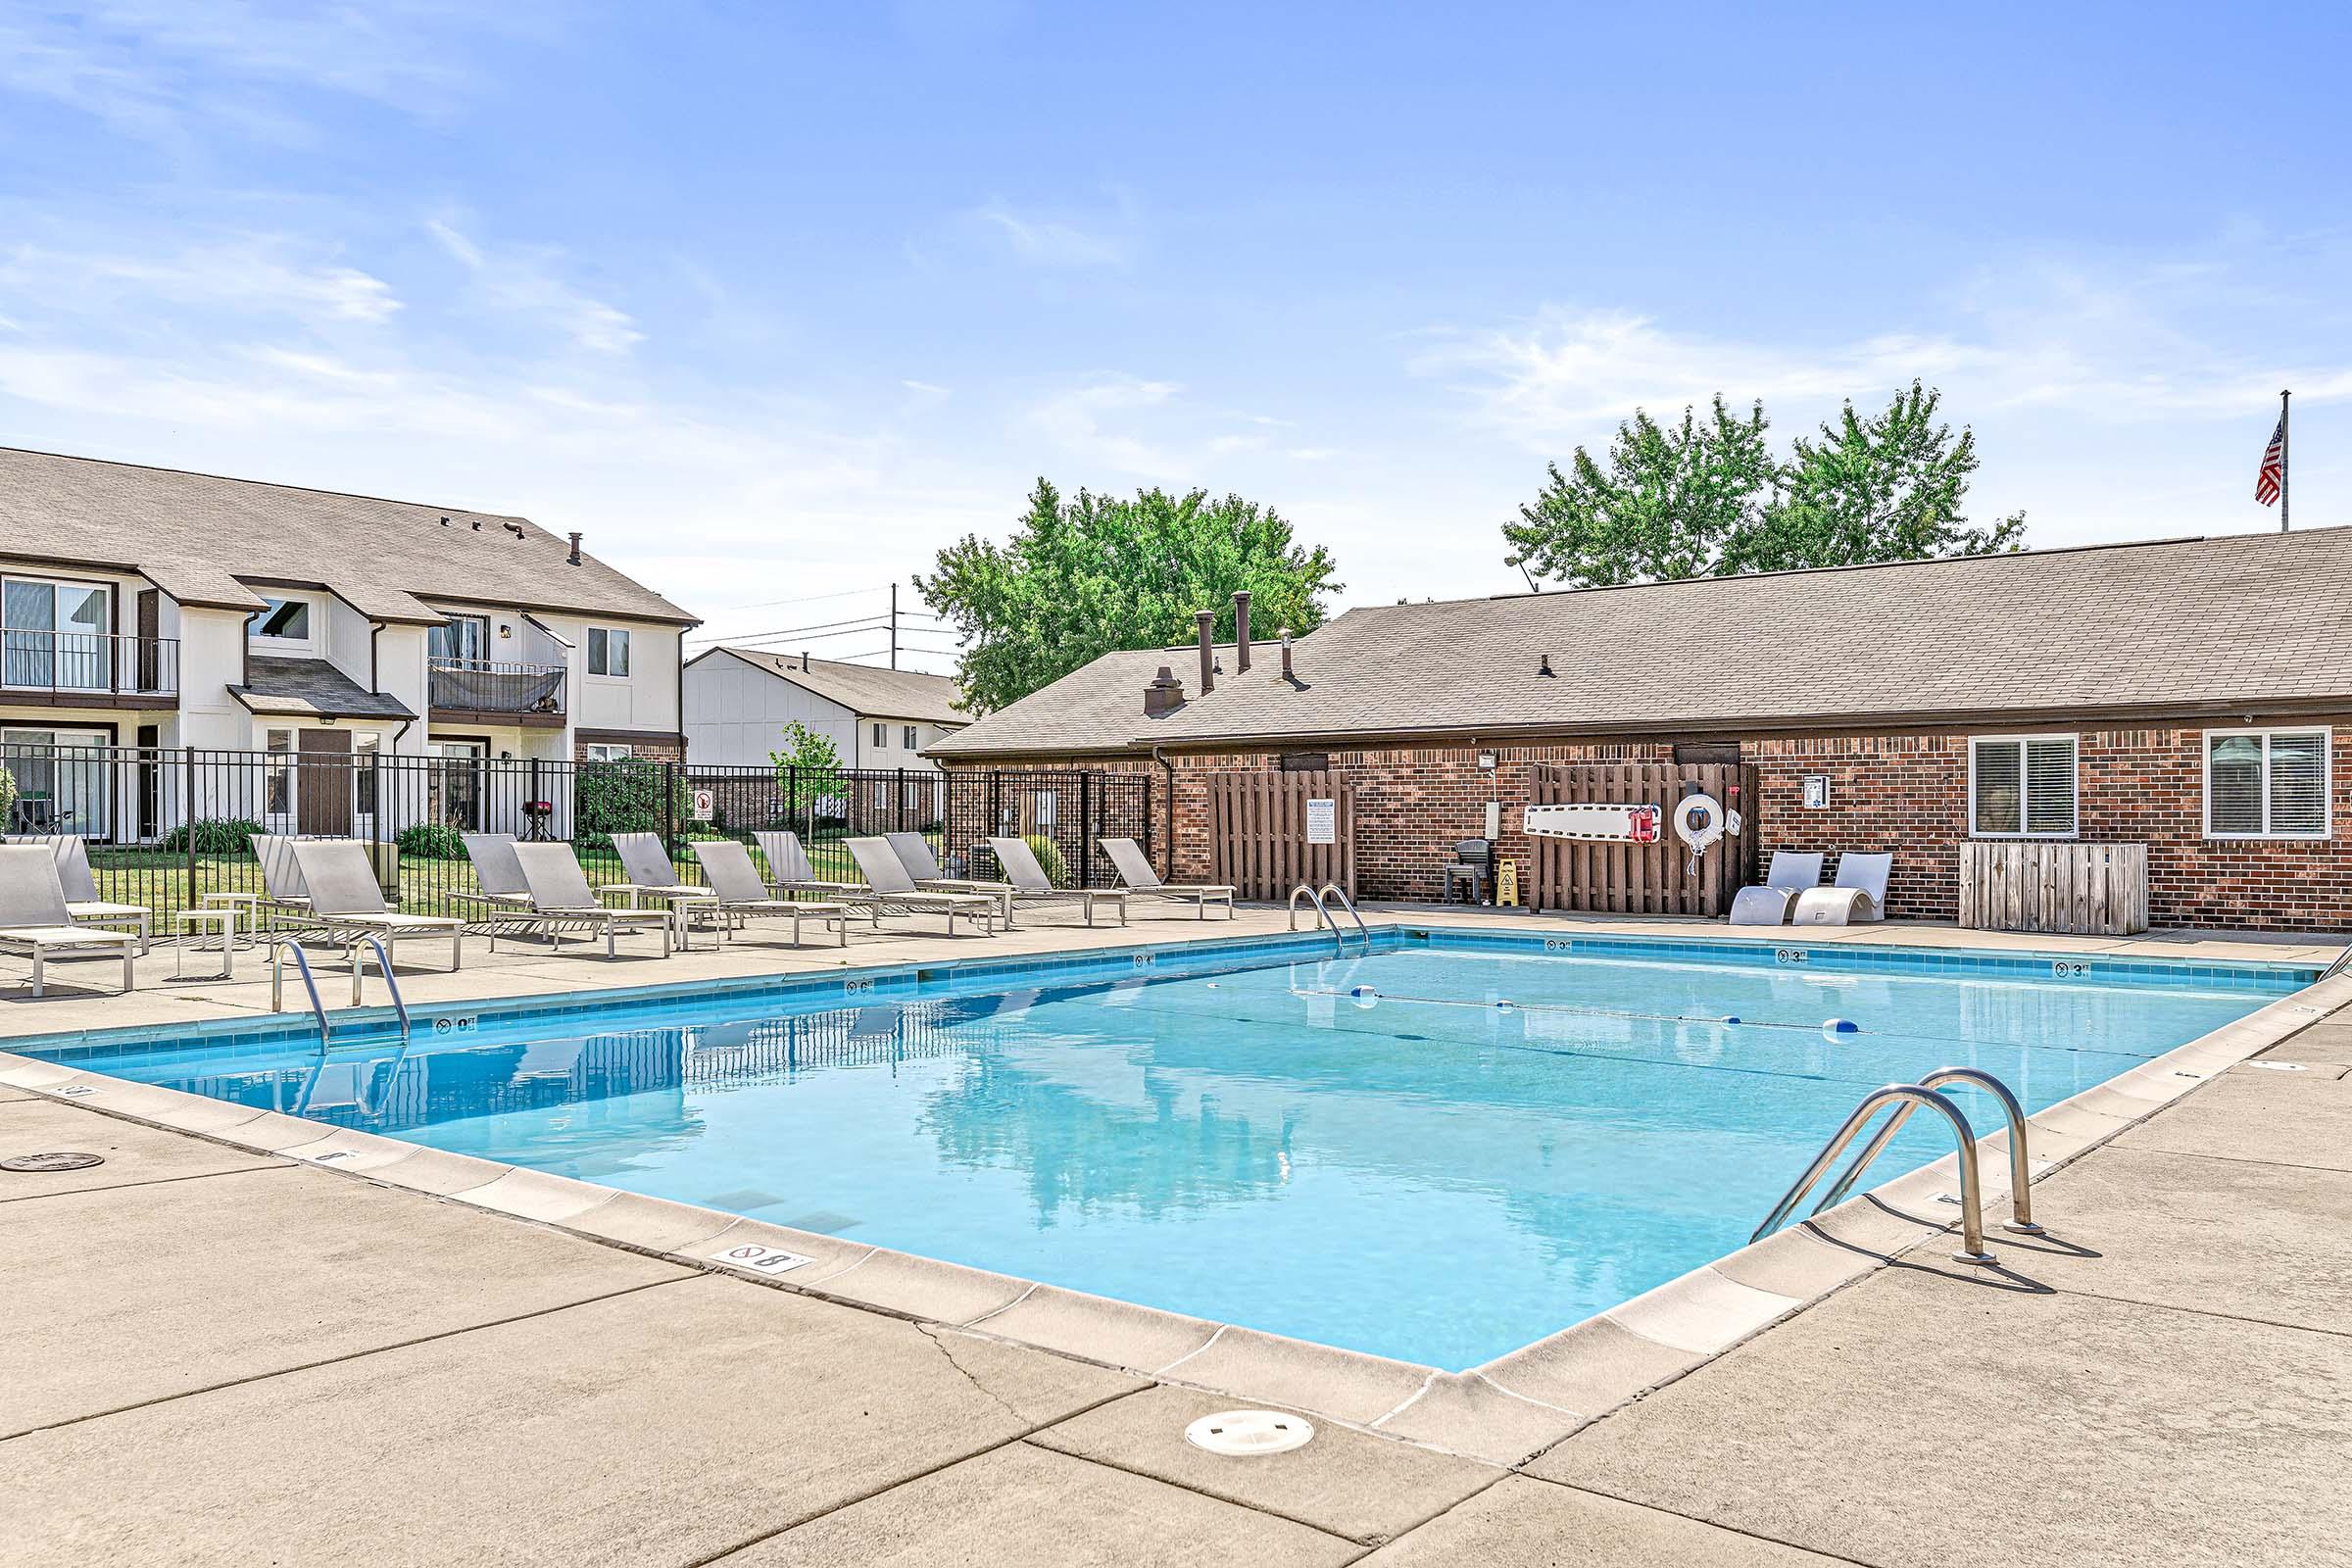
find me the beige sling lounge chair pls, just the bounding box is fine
[1099,837,1235,918]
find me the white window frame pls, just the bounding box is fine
[585,626,631,677]
[249,594,316,649]
[583,743,634,762]
[871,721,887,748]
[1967,733,2079,840]
[2203,727,2332,841]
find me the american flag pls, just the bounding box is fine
[2256,415,2286,507]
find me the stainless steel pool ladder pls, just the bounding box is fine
[1810,1066,2043,1237]
[359,936,413,1041]
[1288,882,1369,956]
[270,936,413,1045]
[1752,1072,2035,1266]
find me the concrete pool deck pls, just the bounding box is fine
[2,906,2348,1564]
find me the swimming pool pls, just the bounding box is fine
[33,930,2307,1369]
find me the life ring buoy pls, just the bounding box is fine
[1673,794,1725,853]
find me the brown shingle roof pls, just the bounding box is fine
[0,447,696,626]
[695,648,968,724]
[929,529,2352,757]
[230,657,418,721]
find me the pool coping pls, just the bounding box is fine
[3,924,2346,1468]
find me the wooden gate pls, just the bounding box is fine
[1208,770,1354,900]
[1526,761,1758,915]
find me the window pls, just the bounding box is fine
[903,725,918,749]
[355,733,381,816]
[2,576,112,691]
[583,743,633,762]
[265,729,294,815]
[871,722,887,748]
[586,627,630,676]
[429,614,490,666]
[1969,735,2077,838]
[253,597,311,641]
[2206,729,2329,839]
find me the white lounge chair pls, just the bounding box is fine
[253,833,311,918]
[0,843,138,997]
[1099,837,1235,918]
[1728,851,1825,926]
[4,835,151,953]
[606,831,719,947]
[496,843,674,959]
[844,837,999,935]
[689,840,849,948]
[459,832,535,911]
[885,830,1018,925]
[752,830,885,928]
[288,839,466,971]
[986,837,1127,927]
[1792,853,1892,926]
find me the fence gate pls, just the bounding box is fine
[1207,770,1354,900]
[1527,761,1757,916]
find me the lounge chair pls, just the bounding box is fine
[885,830,1018,924]
[288,839,466,971]
[688,840,849,948]
[0,843,138,997]
[844,837,1000,935]
[1792,853,1892,926]
[752,830,885,928]
[1099,837,1235,918]
[1728,851,1825,926]
[496,843,673,958]
[459,832,536,911]
[253,833,311,919]
[986,837,1127,927]
[3,835,152,953]
[606,831,721,948]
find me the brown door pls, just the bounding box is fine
[296,728,354,836]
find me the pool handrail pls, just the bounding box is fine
[359,934,412,1040]
[1319,883,1370,954]
[270,939,332,1049]
[1753,1082,1998,1264]
[1811,1066,2043,1235]
[1288,883,1368,956]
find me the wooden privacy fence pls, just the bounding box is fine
[1959,841,2148,935]
[1207,770,1355,899]
[1527,761,1759,916]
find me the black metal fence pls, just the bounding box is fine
[0,743,1152,923]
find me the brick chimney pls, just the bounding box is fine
[1195,610,1215,695]
[1144,665,1186,716]
[1233,590,1251,673]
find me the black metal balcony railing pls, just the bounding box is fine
[428,659,565,715]
[0,631,178,698]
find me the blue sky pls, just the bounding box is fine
[3,3,2346,670]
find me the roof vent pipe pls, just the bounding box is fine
[1280,628,1295,682]
[566,530,583,564]
[1195,610,1215,695]
[1233,591,1251,673]
[802,650,810,672]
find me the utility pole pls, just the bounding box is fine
[890,582,899,669]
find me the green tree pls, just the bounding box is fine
[1502,396,1774,588]
[918,480,1342,713]
[1502,382,2023,587]
[769,719,846,817]
[1731,382,2026,572]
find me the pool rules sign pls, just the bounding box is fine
[1305,798,1338,845]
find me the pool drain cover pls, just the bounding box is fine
[2,1152,104,1173]
[1185,1410,1313,1456]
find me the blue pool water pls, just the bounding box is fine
[39,932,2301,1369]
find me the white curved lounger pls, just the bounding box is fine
[1792,853,1892,926]
[1729,851,1824,926]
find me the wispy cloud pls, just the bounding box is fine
[426,219,641,354]
[968,198,1133,268]
[1,238,401,327]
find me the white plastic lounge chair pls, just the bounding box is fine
[845,837,999,935]
[288,839,466,971]
[1728,851,1826,926]
[1792,853,1893,927]
[4,835,151,953]
[752,831,885,928]
[1099,837,1235,919]
[459,832,535,911]
[689,840,849,948]
[987,837,1127,927]
[497,843,673,959]
[0,843,138,997]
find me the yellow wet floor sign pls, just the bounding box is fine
[1495,858,1520,906]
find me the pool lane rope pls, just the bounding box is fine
[1294,987,1861,1036]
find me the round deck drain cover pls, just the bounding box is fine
[1185,1410,1313,1456]
[1,1152,105,1173]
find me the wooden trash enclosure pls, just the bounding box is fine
[1527,761,1759,916]
[1959,841,2148,935]
[1207,770,1355,899]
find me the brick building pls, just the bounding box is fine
[927,530,2352,930]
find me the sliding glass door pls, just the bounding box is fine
[2,578,112,693]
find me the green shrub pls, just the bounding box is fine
[396,823,468,859]
[1022,834,1070,887]
[0,765,16,825]
[160,817,261,855]
[575,759,692,853]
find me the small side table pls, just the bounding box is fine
[202,891,262,946]
[174,906,238,980]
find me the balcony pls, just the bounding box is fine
[429,659,566,726]
[0,631,178,708]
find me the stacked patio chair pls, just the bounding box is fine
[1097,837,1236,919]
[984,837,1128,927]
[286,839,466,972]
[493,843,674,959]
[843,837,1001,936]
[0,843,139,997]
[688,840,849,948]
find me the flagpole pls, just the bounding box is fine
[2280,388,2291,532]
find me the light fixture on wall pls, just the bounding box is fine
[499,623,513,639]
